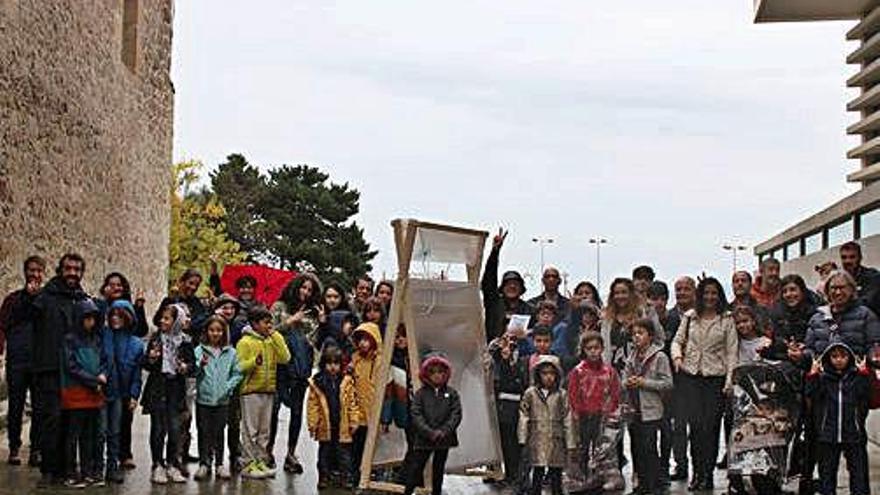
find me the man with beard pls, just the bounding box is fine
[839,241,880,315]
[29,253,90,486]
[751,258,782,308]
[0,255,46,466]
[481,228,534,344]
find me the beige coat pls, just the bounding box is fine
[517,356,577,468]
[670,309,738,387]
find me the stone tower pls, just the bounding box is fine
[0,0,174,305]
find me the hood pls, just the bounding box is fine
[419,353,453,384]
[500,270,526,296]
[531,354,563,389]
[352,322,382,351]
[213,293,241,312]
[820,341,858,372]
[76,298,101,327]
[165,303,190,337]
[328,310,356,334]
[317,340,345,370]
[109,299,138,330]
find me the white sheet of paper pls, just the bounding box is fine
[507,314,531,335]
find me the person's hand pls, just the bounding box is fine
[177,360,188,374]
[256,354,264,367]
[286,309,306,327]
[857,356,868,372]
[499,342,512,361]
[148,346,161,361]
[492,227,508,250]
[25,279,40,295]
[673,357,683,373]
[200,353,210,367]
[97,374,107,384]
[787,342,805,363]
[128,399,138,411]
[316,304,327,324]
[810,357,822,375]
[135,289,145,306]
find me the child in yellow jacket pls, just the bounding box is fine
[307,343,360,490]
[235,306,291,480]
[349,322,382,485]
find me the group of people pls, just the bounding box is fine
[482,230,880,495]
[0,233,878,495]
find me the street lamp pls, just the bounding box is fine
[589,237,608,290]
[722,244,748,273]
[532,237,554,273]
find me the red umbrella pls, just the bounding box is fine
[220,264,298,307]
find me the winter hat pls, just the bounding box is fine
[419,352,453,383]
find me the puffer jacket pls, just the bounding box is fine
[517,355,576,468]
[805,342,870,443]
[621,343,673,422]
[307,370,360,443]
[670,309,738,387]
[236,326,291,395]
[410,354,462,450]
[101,300,145,402]
[567,357,620,416]
[481,245,534,343]
[350,322,382,426]
[195,344,243,406]
[804,301,880,361]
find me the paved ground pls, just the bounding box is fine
[2,408,880,494]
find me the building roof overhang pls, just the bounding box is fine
[754,0,876,23]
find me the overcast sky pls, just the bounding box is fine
[171,1,861,295]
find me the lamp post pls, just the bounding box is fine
[589,237,608,290]
[722,244,748,273]
[532,237,554,273]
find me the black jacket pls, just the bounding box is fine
[0,289,36,369]
[30,277,89,373]
[140,333,195,415]
[764,301,817,363]
[805,343,870,444]
[410,384,462,450]
[491,350,529,424]
[481,246,533,343]
[853,266,880,316]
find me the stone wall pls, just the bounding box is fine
[0,0,174,304]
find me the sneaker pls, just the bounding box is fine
[7,449,21,466]
[284,455,304,474]
[258,460,276,478]
[106,469,125,484]
[121,458,136,470]
[151,466,168,485]
[241,461,268,480]
[85,476,106,487]
[216,465,232,480]
[194,465,210,481]
[63,477,87,489]
[167,466,187,483]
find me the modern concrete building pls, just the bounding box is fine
[753,0,880,442]
[753,0,880,283]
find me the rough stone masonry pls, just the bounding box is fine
[0,0,174,305]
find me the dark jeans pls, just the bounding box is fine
[817,441,869,495]
[34,371,62,476]
[196,404,228,467]
[630,419,661,493]
[671,373,689,472]
[149,380,183,468]
[530,466,562,495]
[6,367,39,454]
[351,426,367,482]
[317,427,351,480]
[403,448,449,495]
[578,414,601,476]
[227,390,241,466]
[499,420,521,481]
[97,398,121,473]
[65,408,99,478]
[658,414,672,480]
[177,378,195,463]
[120,405,134,462]
[679,373,724,481]
[268,383,306,461]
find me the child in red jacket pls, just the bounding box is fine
[566,331,623,491]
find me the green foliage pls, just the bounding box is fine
[210,154,376,287]
[169,160,247,295]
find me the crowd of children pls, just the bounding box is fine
[2,235,880,495]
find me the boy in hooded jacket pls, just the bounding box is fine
[97,299,144,484]
[60,299,109,488]
[487,331,530,486]
[403,353,462,495]
[307,342,360,490]
[518,355,576,495]
[194,315,243,481]
[235,305,291,479]
[349,322,382,484]
[805,342,871,495]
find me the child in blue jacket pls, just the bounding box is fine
[193,315,242,482]
[98,300,144,484]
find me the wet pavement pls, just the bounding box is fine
[2,408,880,494]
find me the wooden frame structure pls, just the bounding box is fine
[358,219,503,493]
